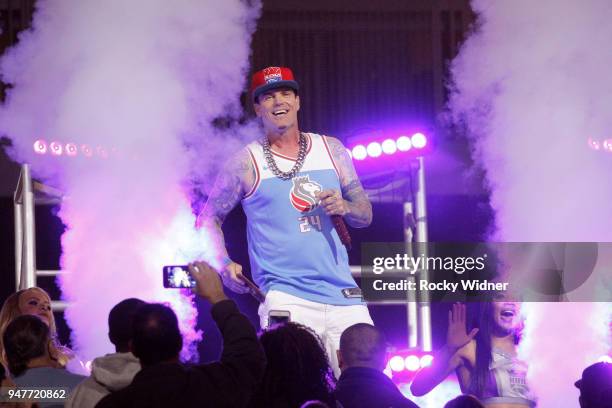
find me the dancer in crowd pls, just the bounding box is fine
[199,66,373,372]
[411,302,536,408]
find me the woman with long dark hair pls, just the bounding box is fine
[249,322,337,408]
[411,302,536,407]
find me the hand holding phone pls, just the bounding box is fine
[188,261,227,304]
[162,263,227,304]
[163,265,196,288]
[163,262,265,303]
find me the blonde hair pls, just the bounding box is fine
[0,287,72,369]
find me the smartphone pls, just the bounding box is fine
[268,310,291,325]
[163,265,196,289]
[341,287,363,299]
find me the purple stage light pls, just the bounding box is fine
[405,355,421,371]
[97,146,108,159]
[411,132,427,149]
[49,141,63,156]
[33,139,47,155]
[389,355,405,372]
[603,139,612,152]
[396,136,412,152]
[587,137,601,150]
[382,139,397,155]
[65,143,78,157]
[352,144,367,160]
[81,144,93,157]
[366,142,382,158]
[420,354,434,368]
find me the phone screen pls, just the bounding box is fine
[268,310,291,325]
[163,265,196,289]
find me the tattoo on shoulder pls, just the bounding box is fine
[326,137,365,195]
[325,136,372,226]
[326,136,348,164]
[236,150,253,174]
[203,149,254,222]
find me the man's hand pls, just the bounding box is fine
[220,261,250,294]
[317,189,350,216]
[189,261,228,304]
[447,303,478,351]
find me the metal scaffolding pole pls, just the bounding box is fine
[350,156,431,351]
[403,201,419,349]
[415,156,432,352]
[14,188,23,290]
[13,164,66,312]
[14,164,37,290]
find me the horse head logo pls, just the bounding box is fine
[290,175,322,213]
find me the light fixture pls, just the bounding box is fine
[352,144,367,160]
[411,132,427,149]
[366,142,382,158]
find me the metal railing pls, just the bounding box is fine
[13,164,66,311]
[351,156,432,352]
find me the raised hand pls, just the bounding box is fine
[447,303,479,351]
[189,261,228,304]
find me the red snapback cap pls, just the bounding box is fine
[251,66,299,102]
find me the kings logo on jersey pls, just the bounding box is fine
[290,175,322,213]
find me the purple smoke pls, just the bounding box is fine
[1,0,261,361]
[448,0,612,405]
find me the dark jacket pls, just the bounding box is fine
[96,300,265,408]
[334,367,420,408]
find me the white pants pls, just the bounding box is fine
[258,290,373,377]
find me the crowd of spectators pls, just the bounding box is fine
[1,263,610,408]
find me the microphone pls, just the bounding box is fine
[332,215,352,250]
[240,275,266,303]
[221,257,266,303]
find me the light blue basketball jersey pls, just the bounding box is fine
[242,133,362,305]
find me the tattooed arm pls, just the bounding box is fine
[325,136,373,228]
[197,149,255,293]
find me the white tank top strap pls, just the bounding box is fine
[245,133,338,184]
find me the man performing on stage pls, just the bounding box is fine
[199,66,373,372]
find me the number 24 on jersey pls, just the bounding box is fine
[298,215,322,232]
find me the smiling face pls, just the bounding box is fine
[18,288,52,326]
[492,301,521,335]
[254,87,300,134]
